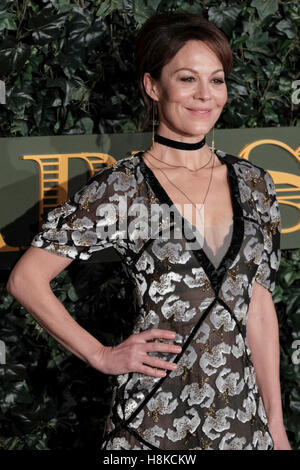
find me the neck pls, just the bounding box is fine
[154,133,206,150]
[150,128,215,171]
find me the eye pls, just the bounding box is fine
[213,78,225,84]
[180,77,195,82]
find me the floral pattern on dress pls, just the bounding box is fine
[31,149,281,450]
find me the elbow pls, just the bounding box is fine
[7,265,51,300]
[6,278,12,295]
[6,271,23,298]
[7,265,32,300]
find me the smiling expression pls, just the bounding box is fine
[143,40,228,140]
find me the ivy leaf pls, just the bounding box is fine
[96,0,123,17]
[54,52,86,78]
[5,85,34,115]
[0,10,17,31]
[0,38,31,74]
[279,76,292,94]
[29,6,67,45]
[63,109,75,130]
[75,117,94,134]
[263,103,279,124]
[15,380,33,404]
[290,388,300,413]
[66,6,106,50]
[250,0,278,21]
[245,31,273,55]
[133,0,160,25]
[229,83,248,97]
[46,78,73,107]
[230,33,248,49]
[51,0,74,14]
[0,0,15,9]
[275,19,297,39]
[11,119,28,136]
[0,294,14,309]
[33,105,42,127]
[70,81,90,102]
[67,285,79,302]
[261,61,281,79]
[208,2,242,36]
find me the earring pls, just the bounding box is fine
[152,100,155,145]
[211,126,215,155]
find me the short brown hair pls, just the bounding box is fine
[135,12,233,129]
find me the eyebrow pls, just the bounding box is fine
[173,67,224,75]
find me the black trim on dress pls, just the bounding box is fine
[138,150,245,295]
[101,152,273,450]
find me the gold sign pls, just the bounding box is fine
[1,140,299,253]
[0,153,116,252]
[239,139,300,233]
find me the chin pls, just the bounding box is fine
[190,126,212,136]
[179,132,208,140]
[170,121,212,138]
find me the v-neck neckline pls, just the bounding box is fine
[137,150,245,292]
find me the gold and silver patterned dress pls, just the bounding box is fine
[31,149,281,450]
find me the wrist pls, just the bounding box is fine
[264,399,284,425]
[267,413,285,429]
[87,344,110,373]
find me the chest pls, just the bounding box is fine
[147,164,234,229]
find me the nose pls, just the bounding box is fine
[194,79,212,101]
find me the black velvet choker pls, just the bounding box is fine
[154,133,206,150]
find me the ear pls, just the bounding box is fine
[143,72,160,102]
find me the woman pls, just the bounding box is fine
[7,12,291,450]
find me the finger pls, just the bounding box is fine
[138,363,168,378]
[145,342,182,354]
[143,356,178,371]
[139,329,177,341]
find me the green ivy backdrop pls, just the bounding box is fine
[0,0,299,136]
[0,0,300,450]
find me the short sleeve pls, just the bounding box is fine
[254,170,282,295]
[31,164,130,261]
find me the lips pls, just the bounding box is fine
[187,108,212,112]
[186,107,212,117]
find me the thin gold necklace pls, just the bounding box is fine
[143,147,215,220]
[145,147,213,172]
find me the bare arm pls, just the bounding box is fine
[7,246,104,364]
[7,246,181,376]
[247,280,291,450]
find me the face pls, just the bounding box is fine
[143,40,228,139]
